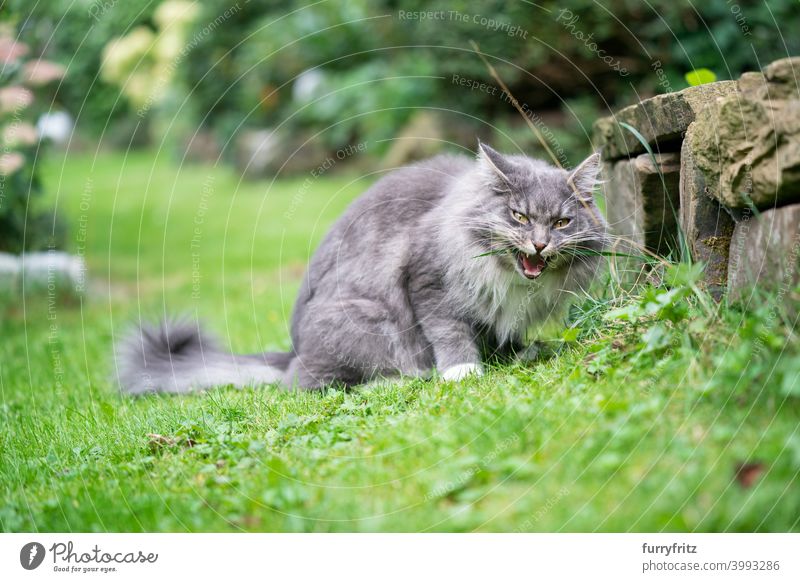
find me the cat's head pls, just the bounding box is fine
[472,142,609,281]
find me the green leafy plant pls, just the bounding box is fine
[684,68,718,86]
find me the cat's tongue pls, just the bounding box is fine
[521,253,547,278]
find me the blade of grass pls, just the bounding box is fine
[472,249,512,258]
[565,249,652,260]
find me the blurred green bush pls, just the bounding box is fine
[0,23,67,252]
[6,0,800,166]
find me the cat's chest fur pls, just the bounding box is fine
[445,252,570,345]
[486,276,568,343]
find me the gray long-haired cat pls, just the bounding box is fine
[116,144,608,393]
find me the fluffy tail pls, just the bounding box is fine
[115,320,292,394]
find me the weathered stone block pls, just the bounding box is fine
[763,57,800,100]
[737,65,800,103]
[728,203,800,304]
[593,81,737,160]
[603,152,681,256]
[679,124,736,297]
[686,57,800,210]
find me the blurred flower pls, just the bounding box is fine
[0,152,25,176]
[155,30,185,63]
[0,36,28,67]
[101,27,156,84]
[153,1,200,65]
[293,69,326,103]
[21,59,66,86]
[154,1,200,31]
[0,86,33,113]
[2,121,38,147]
[100,2,199,110]
[36,112,73,144]
[126,72,158,108]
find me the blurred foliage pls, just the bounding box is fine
[3,0,159,136]
[5,0,800,161]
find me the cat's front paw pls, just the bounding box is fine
[441,363,483,381]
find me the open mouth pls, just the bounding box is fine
[516,251,548,279]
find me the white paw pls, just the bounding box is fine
[441,363,483,381]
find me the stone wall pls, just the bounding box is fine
[593,57,800,303]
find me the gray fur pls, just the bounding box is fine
[116,144,608,394]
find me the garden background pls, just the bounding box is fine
[1,0,799,532]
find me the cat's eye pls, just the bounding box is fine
[511,210,528,224]
[553,217,571,229]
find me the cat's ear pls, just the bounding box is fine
[477,141,514,191]
[567,152,602,200]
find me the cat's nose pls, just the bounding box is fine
[533,242,546,253]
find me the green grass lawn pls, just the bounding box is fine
[1,149,799,532]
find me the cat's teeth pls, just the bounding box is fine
[519,252,547,279]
